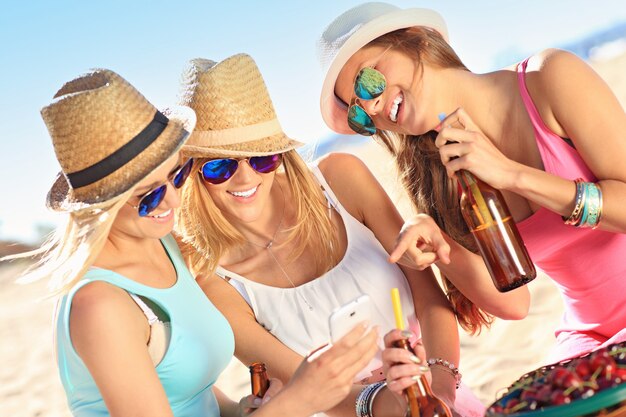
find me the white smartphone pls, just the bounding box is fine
[328,294,372,343]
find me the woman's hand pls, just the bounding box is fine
[382,330,460,415]
[435,108,520,190]
[382,329,429,401]
[388,214,450,270]
[280,323,379,416]
[238,378,283,417]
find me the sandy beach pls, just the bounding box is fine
[1,52,624,416]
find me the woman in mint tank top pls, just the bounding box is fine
[320,3,626,363]
[11,68,378,417]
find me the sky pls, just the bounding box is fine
[1,0,626,243]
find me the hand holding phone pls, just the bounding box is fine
[328,294,372,343]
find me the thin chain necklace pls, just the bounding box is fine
[245,181,314,311]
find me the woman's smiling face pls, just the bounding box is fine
[112,153,183,240]
[335,44,434,136]
[201,157,278,225]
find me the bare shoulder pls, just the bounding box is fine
[198,273,254,316]
[71,280,134,317]
[529,48,598,87]
[197,273,232,297]
[317,152,387,220]
[317,152,373,189]
[522,49,606,136]
[70,281,146,346]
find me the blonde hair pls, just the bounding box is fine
[176,150,340,277]
[10,190,132,296]
[367,26,494,334]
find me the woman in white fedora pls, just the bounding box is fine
[318,1,626,366]
[12,69,378,417]
[176,53,485,416]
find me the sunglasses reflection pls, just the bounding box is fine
[130,158,194,217]
[200,154,283,185]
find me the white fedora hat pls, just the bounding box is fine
[318,2,448,134]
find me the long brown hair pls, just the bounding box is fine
[176,150,340,278]
[369,27,494,334]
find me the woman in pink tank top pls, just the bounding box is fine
[319,2,626,363]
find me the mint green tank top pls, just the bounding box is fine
[55,234,234,417]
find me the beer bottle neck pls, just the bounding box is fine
[457,170,477,194]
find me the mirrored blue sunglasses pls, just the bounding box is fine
[200,154,283,185]
[128,158,194,217]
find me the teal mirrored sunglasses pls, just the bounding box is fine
[347,67,387,136]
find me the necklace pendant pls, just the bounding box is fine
[266,241,273,249]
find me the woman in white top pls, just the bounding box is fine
[176,54,484,416]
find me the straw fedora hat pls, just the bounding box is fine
[179,53,303,158]
[318,2,448,135]
[42,69,196,212]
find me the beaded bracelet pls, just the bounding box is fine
[427,358,462,389]
[355,381,385,417]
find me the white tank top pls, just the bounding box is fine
[216,165,420,382]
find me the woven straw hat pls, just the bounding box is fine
[318,2,448,134]
[42,69,196,212]
[179,53,303,158]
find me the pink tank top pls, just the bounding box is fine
[516,57,626,362]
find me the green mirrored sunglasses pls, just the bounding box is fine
[347,67,386,136]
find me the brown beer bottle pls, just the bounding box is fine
[457,169,536,292]
[393,338,452,417]
[249,362,270,397]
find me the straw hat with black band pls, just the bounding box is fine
[317,2,448,135]
[179,53,303,158]
[42,69,196,212]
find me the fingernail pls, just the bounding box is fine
[253,397,262,406]
[262,395,271,404]
[434,113,447,131]
[401,330,413,338]
[419,365,430,373]
[410,355,421,364]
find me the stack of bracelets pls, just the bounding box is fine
[355,358,462,416]
[562,178,603,228]
[355,381,386,417]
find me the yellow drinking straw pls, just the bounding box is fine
[391,288,405,331]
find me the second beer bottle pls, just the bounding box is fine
[249,362,270,398]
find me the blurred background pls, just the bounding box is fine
[1,1,625,416]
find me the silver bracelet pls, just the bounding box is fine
[355,381,385,417]
[367,381,387,416]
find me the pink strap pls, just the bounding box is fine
[516,58,548,134]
